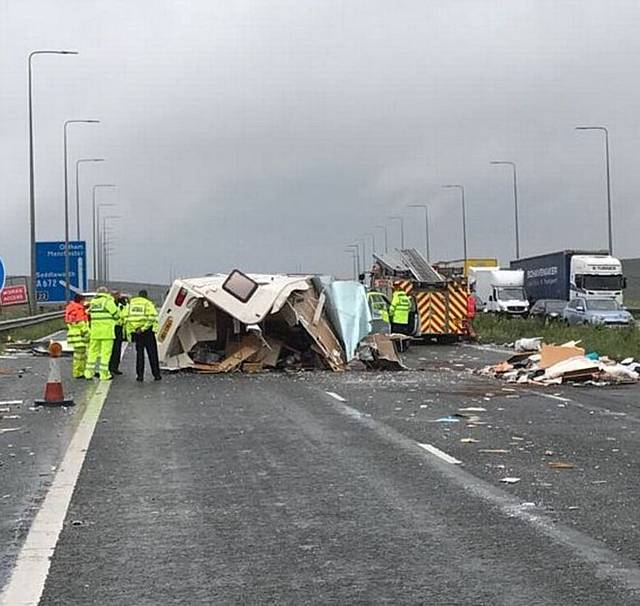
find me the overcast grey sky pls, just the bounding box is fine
[2,0,640,282]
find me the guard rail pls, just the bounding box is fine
[0,311,64,334]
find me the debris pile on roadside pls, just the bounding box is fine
[478,340,639,386]
[157,271,404,374]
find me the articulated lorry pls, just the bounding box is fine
[468,267,529,315]
[510,250,626,304]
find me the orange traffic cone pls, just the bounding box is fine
[34,341,74,407]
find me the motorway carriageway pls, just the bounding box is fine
[1,338,640,604]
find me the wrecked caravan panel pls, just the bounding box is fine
[157,273,349,371]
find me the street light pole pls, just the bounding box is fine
[576,126,613,254]
[356,238,366,273]
[28,50,77,313]
[442,185,467,264]
[75,158,104,240]
[347,244,361,277]
[389,216,405,249]
[490,161,520,259]
[63,119,99,301]
[345,249,357,279]
[375,225,389,253]
[364,232,377,256]
[101,216,120,285]
[92,185,115,284]
[408,204,431,262]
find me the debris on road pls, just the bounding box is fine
[157,271,404,374]
[477,339,639,386]
[499,477,521,484]
[548,461,575,470]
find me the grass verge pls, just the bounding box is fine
[1,319,66,349]
[473,314,640,361]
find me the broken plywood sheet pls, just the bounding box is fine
[539,344,586,370]
[289,290,346,372]
[249,336,283,368]
[194,333,264,373]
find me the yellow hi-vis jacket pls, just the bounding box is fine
[88,293,120,339]
[124,296,159,337]
[389,290,411,325]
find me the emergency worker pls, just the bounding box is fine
[125,289,161,382]
[64,294,90,378]
[109,291,128,376]
[389,285,412,351]
[84,286,120,381]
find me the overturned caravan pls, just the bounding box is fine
[157,271,400,373]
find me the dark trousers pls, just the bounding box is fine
[134,329,161,379]
[109,325,124,373]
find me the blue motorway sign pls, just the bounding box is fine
[36,241,87,303]
[0,256,5,292]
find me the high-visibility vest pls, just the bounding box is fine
[125,296,159,335]
[389,291,411,325]
[88,293,119,339]
[65,301,89,348]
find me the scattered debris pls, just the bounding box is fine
[460,438,479,443]
[500,477,521,484]
[0,427,21,434]
[432,416,461,423]
[458,407,487,412]
[548,461,575,470]
[479,449,510,454]
[478,339,639,386]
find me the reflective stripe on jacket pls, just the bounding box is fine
[88,293,119,339]
[125,296,159,335]
[389,290,411,325]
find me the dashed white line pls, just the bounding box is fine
[0,380,112,606]
[417,443,462,465]
[325,391,347,402]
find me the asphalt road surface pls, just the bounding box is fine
[3,340,640,604]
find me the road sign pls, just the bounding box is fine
[0,257,5,292]
[36,241,87,303]
[1,285,29,306]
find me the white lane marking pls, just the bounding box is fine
[0,400,24,406]
[417,443,462,465]
[325,391,347,402]
[528,389,638,422]
[323,393,640,591]
[463,343,512,354]
[539,393,572,403]
[0,380,112,606]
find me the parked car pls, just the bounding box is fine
[529,299,567,322]
[562,297,634,327]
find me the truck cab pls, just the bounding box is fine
[570,255,626,304]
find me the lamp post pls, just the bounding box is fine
[63,119,100,301]
[364,232,377,256]
[28,50,78,313]
[356,238,366,273]
[490,161,520,259]
[442,185,467,263]
[92,185,115,283]
[347,244,361,277]
[575,126,613,254]
[389,216,405,249]
[75,158,104,240]
[101,216,120,285]
[345,249,357,279]
[408,203,430,262]
[375,225,389,253]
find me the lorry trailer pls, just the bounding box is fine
[510,250,626,304]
